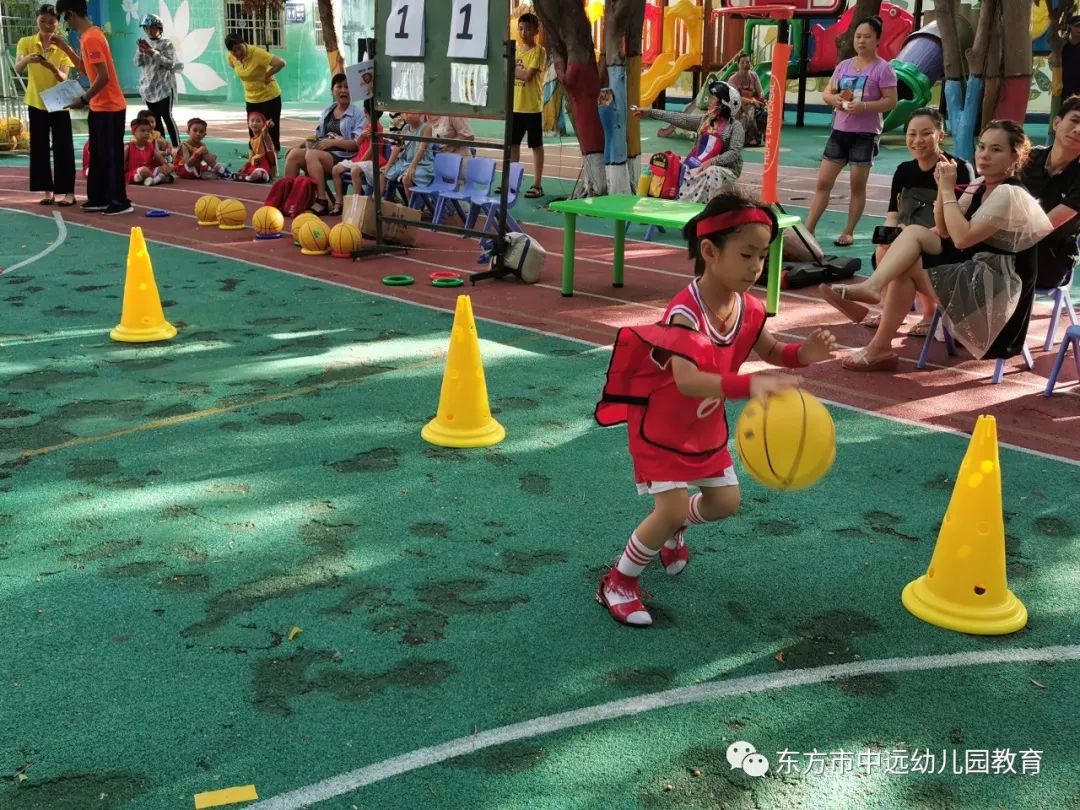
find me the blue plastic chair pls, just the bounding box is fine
[1036,268,1077,352]
[1043,324,1080,395]
[434,157,496,227]
[408,152,462,215]
[916,307,1034,384]
[465,163,525,235]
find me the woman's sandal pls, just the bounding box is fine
[841,348,899,372]
[861,312,882,330]
[833,233,854,247]
[309,199,330,216]
[39,197,54,206]
[907,320,934,337]
[523,186,544,198]
[56,196,76,207]
[329,202,343,216]
[819,283,870,324]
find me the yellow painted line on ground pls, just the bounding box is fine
[194,784,259,809]
[18,333,545,461]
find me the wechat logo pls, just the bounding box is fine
[727,741,770,778]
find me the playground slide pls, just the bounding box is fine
[640,52,704,107]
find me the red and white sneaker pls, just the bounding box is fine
[660,529,690,575]
[596,568,652,626]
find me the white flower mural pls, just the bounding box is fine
[158,0,226,94]
[121,0,140,25]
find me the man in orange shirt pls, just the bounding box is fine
[54,0,131,214]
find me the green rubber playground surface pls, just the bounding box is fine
[1,210,1079,809]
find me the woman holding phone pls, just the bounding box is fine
[134,13,180,147]
[14,3,76,206]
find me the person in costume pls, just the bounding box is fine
[820,120,1053,369]
[634,81,745,203]
[234,111,276,182]
[595,190,838,627]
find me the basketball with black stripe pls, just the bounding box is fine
[735,389,835,490]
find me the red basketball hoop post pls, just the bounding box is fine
[714,4,795,206]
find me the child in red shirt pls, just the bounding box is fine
[595,190,838,627]
[175,117,227,180]
[234,111,276,182]
[126,117,173,185]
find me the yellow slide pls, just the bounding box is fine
[639,0,704,107]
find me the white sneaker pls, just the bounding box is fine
[143,176,154,186]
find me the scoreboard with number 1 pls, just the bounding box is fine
[718,0,843,16]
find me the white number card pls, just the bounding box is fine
[385,0,424,58]
[447,0,488,59]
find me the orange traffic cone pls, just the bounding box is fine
[901,415,1027,635]
[110,227,176,343]
[421,295,505,448]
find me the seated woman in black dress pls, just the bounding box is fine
[821,120,1053,371]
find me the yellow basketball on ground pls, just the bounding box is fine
[328,222,362,257]
[217,198,247,230]
[252,205,285,236]
[291,212,320,245]
[297,218,330,255]
[194,194,221,225]
[735,388,835,491]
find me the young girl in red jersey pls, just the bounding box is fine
[595,190,838,627]
[125,118,173,186]
[234,111,276,182]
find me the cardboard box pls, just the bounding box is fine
[343,195,421,246]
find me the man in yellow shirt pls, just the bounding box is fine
[55,0,131,214]
[513,13,545,198]
[14,4,76,205]
[225,33,287,152]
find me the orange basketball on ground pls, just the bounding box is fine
[252,205,285,236]
[297,219,330,255]
[328,223,362,257]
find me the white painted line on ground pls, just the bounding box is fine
[250,644,1080,809]
[1,207,1075,463]
[1,209,66,276]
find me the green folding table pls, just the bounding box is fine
[547,195,801,315]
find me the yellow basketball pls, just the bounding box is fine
[252,205,285,235]
[194,194,220,225]
[735,388,835,491]
[217,198,247,230]
[297,219,330,255]
[328,222,362,256]
[291,212,320,245]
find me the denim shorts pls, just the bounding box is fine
[823,130,880,166]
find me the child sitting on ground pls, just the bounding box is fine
[126,117,174,186]
[175,117,227,180]
[234,111,276,182]
[594,189,837,627]
[138,109,174,162]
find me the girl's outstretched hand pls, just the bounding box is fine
[749,372,799,403]
[798,328,838,364]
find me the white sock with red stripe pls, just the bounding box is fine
[665,493,706,548]
[616,533,659,577]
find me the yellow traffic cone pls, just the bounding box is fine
[902,415,1027,635]
[421,295,505,448]
[110,227,177,343]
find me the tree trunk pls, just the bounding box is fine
[1043,0,1069,133]
[935,0,965,82]
[316,0,345,76]
[836,0,883,61]
[992,1,1032,123]
[599,0,645,194]
[536,0,606,194]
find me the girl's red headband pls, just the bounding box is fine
[695,208,773,238]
